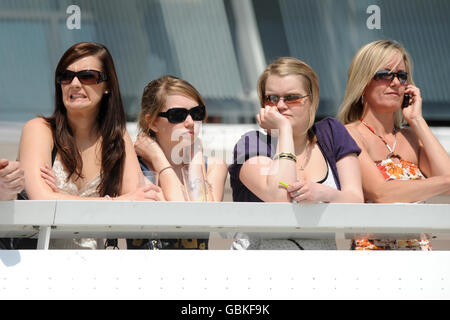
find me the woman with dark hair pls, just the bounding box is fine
[18,42,159,249]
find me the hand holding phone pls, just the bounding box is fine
[402,93,410,108]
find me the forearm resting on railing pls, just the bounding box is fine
[366,175,450,203]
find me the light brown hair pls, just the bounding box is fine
[138,75,207,136]
[257,57,320,138]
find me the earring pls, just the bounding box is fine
[104,90,109,95]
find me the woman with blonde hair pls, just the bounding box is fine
[228,57,363,250]
[338,40,450,250]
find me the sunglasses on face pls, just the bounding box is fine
[56,70,108,85]
[373,70,408,85]
[264,94,310,107]
[158,105,206,124]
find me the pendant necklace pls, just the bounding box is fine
[360,118,398,159]
[297,139,311,171]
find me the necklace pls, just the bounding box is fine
[360,118,398,159]
[297,139,311,171]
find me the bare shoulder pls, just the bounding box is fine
[23,118,52,133]
[19,118,54,162]
[344,121,359,135]
[344,122,366,147]
[21,117,52,140]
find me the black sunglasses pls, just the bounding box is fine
[57,70,108,85]
[158,105,206,123]
[373,70,408,85]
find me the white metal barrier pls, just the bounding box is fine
[1,200,450,299]
[1,200,450,249]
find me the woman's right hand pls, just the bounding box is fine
[117,184,161,201]
[256,105,291,132]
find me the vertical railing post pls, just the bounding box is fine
[36,226,51,250]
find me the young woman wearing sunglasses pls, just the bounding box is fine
[135,75,227,202]
[18,42,160,249]
[228,57,363,250]
[338,40,450,250]
[130,75,227,249]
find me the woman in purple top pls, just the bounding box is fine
[228,57,363,249]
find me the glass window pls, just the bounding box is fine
[0,0,449,124]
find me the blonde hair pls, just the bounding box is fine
[337,40,414,129]
[257,57,320,137]
[138,75,207,136]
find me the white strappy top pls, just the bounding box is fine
[53,158,101,197]
[49,157,104,250]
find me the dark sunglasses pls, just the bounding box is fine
[264,94,310,107]
[158,105,206,123]
[56,70,108,85]
[373,70,408,85]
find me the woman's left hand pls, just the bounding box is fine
[402,85,423,124]
[286,180,326,203]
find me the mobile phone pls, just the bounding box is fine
[402,93,410,108]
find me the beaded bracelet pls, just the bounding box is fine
[273,152,297,162]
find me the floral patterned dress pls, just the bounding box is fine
[352,157,432,250]
[354,120,432,251]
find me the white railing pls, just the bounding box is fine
[1,200,450,250]
[2,200,450,299]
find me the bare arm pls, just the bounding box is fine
[20,118,159,201]
[205,157,228,201]
[347,125,450,203]
[239,106,298,202]
[320,154,363,203]
[403,85,450,177]
[411,119,450,177]
[0,159,24,200]
[135,133,184,201]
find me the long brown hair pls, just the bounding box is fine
[44,42,126,196]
